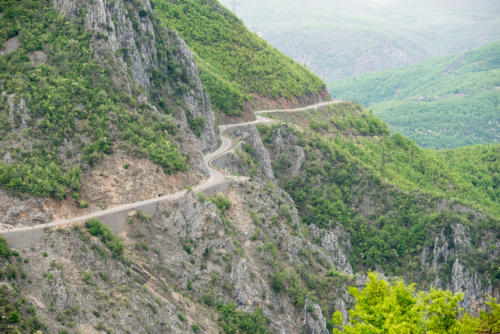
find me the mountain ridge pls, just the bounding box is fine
[328,41,500,148]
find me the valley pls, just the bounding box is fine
[0,0,498,333]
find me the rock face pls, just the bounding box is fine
[305,301,329,334]
[1,0,220,226]
[0,176,360,333]
[53,0,218,152]
[213,124,276,180]
[421,223,498,312]
[309,224,353,275]
[0,189,51,228]
[266,126,305,180]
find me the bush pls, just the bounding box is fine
[270,270,287,292]
[187,116,205,137]
[0,236,11,258]
[210,193,231,214]
[85,219,124,257]
[216,303,271,333]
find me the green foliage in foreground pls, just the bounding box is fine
[85,219,124,258]
[0,0,186,199]
[152,0,325,115]
[333,272,500,334]
[327,41,500,148]
[216,303,270,334]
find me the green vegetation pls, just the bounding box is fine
[220,0,500,82]
[216,303,270,334]
[333,272,500,333]
[0,285,45,333]
[85,218,124,258]
[261,103,499,281]
[328,42,500,148]
[152,0,325,115]
[0,0,186,199]
[210,193,232,214]
[0,237,10,258]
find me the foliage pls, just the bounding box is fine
[333,272,499,334]
[151,0,325,115]
[262,104,499,281]
[0,0,186,199]
[0,284,45,333]
[0,237,11,258]
[218,0,500,82]
[188,116,206,137]
[216,303,270,334]
[85,218,124,257]
[210,193,232,214]
[477,297,500,334]
[328,41,500,148]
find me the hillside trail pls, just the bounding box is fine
[0,100,341,234]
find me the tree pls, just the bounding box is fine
[331,272,496,333]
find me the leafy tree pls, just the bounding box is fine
[332,272,498,334]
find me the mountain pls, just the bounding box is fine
[327,41,500,148]
[152,0,328,120]
[219,0,500,82]
[0,0,498,333]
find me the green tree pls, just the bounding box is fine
[332,272,486,333]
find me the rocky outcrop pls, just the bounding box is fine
[171,34,218,153]
[213,124,275,180]
[0,36,19,55]
[421,223,498,312]
[53,0,218,152]
[0,189,50,228]
[309,224,353,275]
[305,301,329,334]
[266,126,305,180]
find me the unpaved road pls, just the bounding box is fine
[0,100,341,235]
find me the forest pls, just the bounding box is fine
[152,0,325,115]
[327,41,500,148]
[260,103,499,282]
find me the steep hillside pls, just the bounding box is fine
[152,0,328,119]
[257,103,499,307]
[328,42,500,148]
[0,0,221,226]
[0,0,498,333]
[219,0,500,82]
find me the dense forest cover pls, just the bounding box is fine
[220,0,500,82]
[260,103,499,282]
[0,0,187,199]
[152,0,325,116]
[327,41,500,148]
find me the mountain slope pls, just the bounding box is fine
[328,41,500,148]
[257,103,499,309]
[0,0,498,333]
[152,0,328,118]
[219,0,500,82]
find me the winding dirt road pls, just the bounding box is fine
[0,100,341,238]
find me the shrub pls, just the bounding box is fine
[0,236,11,258]
[210,193,231,214]
[270,270,287,292]
[85,219,124,257]
[187,116,205,137]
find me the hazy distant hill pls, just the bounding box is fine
[219,0,500,82]
[327,41,500,148]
